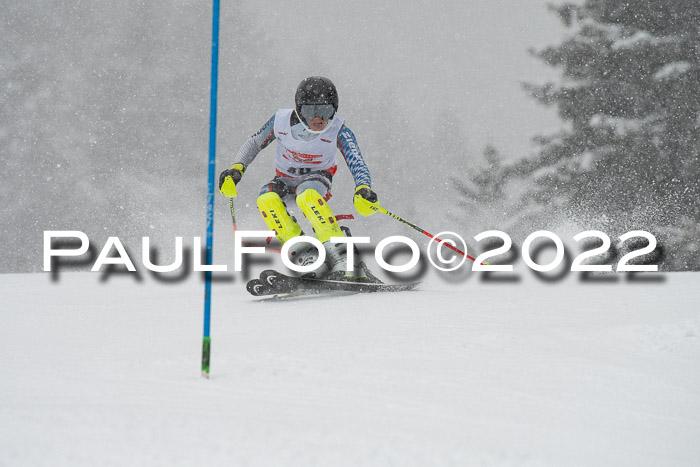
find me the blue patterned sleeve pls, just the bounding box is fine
[233,114,276,166]
[337,125,371,188]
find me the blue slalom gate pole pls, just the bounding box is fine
[202,0,220,379]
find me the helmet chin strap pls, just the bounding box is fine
[294,108,332,135]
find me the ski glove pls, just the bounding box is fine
[219,163,246,197]
[353,185,380,216]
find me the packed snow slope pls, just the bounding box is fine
[1,270,699,467]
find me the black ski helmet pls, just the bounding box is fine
[295,76,338,119]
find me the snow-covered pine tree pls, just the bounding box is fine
[454,145,519,234]
[455,145,504,206]
[510,0,699,269]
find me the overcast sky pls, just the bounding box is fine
[219,0,568,160]
[1,0,571,272]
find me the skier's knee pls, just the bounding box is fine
[296,189,343,243]
[295,188,321,207]
[296,180,328,199]
[257,191,284,212]
[257,192,301,244]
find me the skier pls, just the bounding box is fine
[219,76,381,280]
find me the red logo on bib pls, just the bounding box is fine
[283,149,323,165]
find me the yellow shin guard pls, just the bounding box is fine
[257,192,302,244]
[296,189,344,243]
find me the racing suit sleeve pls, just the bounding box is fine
[233,114,276,166]
[337,125,371,188]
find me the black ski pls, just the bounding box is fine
[246,269,420,297]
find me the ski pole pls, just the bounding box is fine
[229,197,238,234]
[377,205,483,264]
[229,195,283,253]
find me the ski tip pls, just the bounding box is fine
[201,371,210,379]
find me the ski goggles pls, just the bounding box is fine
[299,104,335,121]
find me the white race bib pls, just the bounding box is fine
[273,109,344,177]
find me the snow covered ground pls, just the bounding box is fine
[1,270,699,466]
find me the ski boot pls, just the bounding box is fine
[287,238,330,279]
[295,188,380,282]
[323,241,378,282]
[258,191,331,278]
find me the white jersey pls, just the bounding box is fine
[273,108,345,178]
